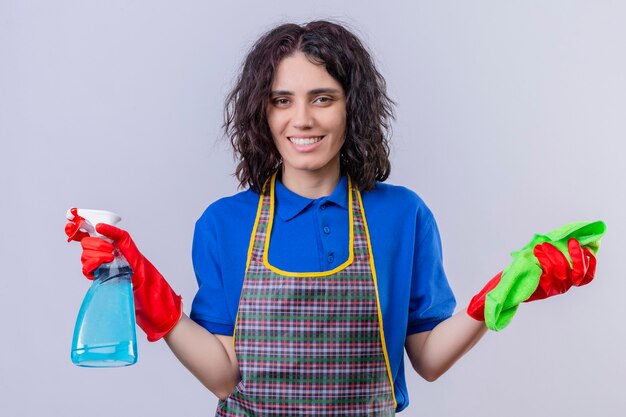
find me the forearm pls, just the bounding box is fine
[164,314,240,399]
[405,309,487,382]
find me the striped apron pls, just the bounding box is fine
[216,173,396,416]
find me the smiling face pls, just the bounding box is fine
[266,52,347,184]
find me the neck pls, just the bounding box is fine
[280,161,342,199]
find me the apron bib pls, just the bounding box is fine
[216,173,396,416]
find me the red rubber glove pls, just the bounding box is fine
[67,221,182,342]
[467,238,596,321]
[526,238,596,302]
[466,272,502,321]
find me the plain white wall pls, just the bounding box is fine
[1,1,625,415]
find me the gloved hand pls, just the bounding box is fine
[466,220,605,330]
[467,238,595,321]
[526,238,596,302]
[66,219,182,342]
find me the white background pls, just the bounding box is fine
[1,1,625,415]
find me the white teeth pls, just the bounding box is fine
[289,136,323,145]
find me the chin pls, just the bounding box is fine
[287,163,326,173]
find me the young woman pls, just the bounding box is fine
[66,21,597,416]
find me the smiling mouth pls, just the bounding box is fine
[288,136,324,146]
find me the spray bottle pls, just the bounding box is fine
[67,208,138,367]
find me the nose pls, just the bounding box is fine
[292,101,313,129]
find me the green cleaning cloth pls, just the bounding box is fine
[484,220,606,331]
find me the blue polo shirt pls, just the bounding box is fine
[190,176,456,412]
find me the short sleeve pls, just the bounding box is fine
[189,210,235,336]
[406,210,456,334]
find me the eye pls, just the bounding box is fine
[271,97,290,106]
[314,96,334,105]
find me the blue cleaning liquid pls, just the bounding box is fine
[71,253,138,367]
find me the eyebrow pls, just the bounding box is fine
[270,88,342,96]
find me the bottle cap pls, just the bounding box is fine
[66,208,121,239]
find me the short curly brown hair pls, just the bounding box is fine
[224,20,395,192]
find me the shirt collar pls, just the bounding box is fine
[275,175,349,222]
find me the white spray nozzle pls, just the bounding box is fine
[66,208,122,238]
